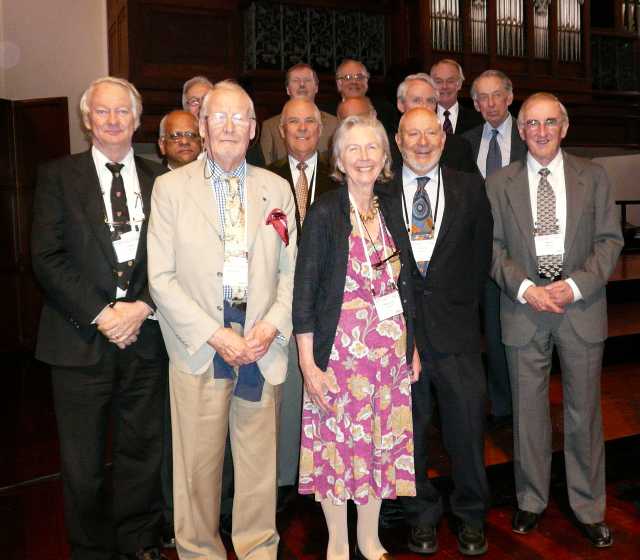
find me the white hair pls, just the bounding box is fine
[79,76,142,130]
[181,75,214,110]
[397,73,440,102]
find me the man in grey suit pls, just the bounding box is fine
[463,70,528,428]
[486,92,623,548]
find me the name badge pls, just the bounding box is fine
[113,230,140,263]
[534,233,563,257]
[373,289,403,321]
[411,238,436,262]
[223,255,248,288]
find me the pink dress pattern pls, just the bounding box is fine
[298,224,416,505]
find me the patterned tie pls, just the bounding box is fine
[106,162,131,234]
[443,110,453,135]
[224,176,247,301]
[411,176,433,277]
[485,128,502,178]
[295,161,309,223]
[536,168,562,279]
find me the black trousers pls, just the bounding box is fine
[51,340,166,560]
[401,342,489,529]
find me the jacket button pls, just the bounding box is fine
[423,289,432,296]
[217,272,223,277]
[217,305,223,311]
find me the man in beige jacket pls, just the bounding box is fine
[148,80,297,559]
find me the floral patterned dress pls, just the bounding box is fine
[298,222,416,505]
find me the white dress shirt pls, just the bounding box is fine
[401,164,446,245]
[476,114,513,178]
[516,150,582,303]
[437,102,459,133]
[288,151,319,204]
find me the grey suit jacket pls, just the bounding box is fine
[486,151,623,347]
[147,158,298,382]
[259,110,338,165]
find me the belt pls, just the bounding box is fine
[228,300,247,312]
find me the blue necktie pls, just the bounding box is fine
[486,128,502,178]
[411,176,432,277]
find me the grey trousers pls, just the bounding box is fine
[505,315,606,524]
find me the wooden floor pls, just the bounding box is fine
[2,253,640,559]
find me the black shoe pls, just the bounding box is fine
[511,509,540,534]
[456,524,487,556]
[407,526,438,555]
[352,546,394,559]
[277,484,296,513]
[577,521,613,548]
[487,414,513,431]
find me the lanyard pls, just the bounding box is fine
[348,193,395,293]
[401,166,441,235]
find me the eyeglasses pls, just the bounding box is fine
[433,78,460,87]
[206,112,256,128]
[524,118,562,130]
[373,249,400,269]
[337,73,368,82]
[165,131,200,142]
[186,96,203,107]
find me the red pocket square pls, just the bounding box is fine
[266,209,289,246]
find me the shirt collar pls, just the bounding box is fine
[483,113,512,137]
[288,151,318,170]
[209,158,246,183]
[402,162,440,185]
[438,101,458,118]
[92,145,134,168]
[527,149,564,177]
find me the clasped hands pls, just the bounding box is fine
[96,301,152,349]
[208,320,277,367]
[523,280,574,314]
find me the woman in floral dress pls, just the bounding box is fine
[293,116,421,560]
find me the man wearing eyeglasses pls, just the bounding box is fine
[430,59,482,135]
[148,80,296,560]
[158,110,202,170]
[486,92,622,548]
[260,63,338,165]
[463,70,528,433]
[379,107,492,556]
[182,75,214,118]
[31,77,168,560]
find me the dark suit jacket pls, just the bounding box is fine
[452,103,484,135]
[293,185,415,370]
[378,167,493,355]
[31,150,166,367]
[391,131,477,174]
[462,114,528,175]
[268,155,337,236]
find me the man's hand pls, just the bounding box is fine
[523,285,565,314]
[208,327,258,367]
[545,280,575,308]
[410,346,421,383]
[96,301,152,348]
[245,320,278,360]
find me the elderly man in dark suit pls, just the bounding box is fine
[31,77,167,560]
[430,58,482,135]
[486,92,623,548]
[463,69,528,429]
[378,107,492,556]
[268,97,335,510]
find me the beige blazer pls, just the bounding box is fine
[259,110,338,165]
[486,151,623,346]
[148,158,297,384]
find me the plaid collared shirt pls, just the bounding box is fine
[208,158,248,301]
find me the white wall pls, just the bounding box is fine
[1,0,109,153]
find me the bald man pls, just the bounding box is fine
[378,108,492,556]
[336,96,377,121]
